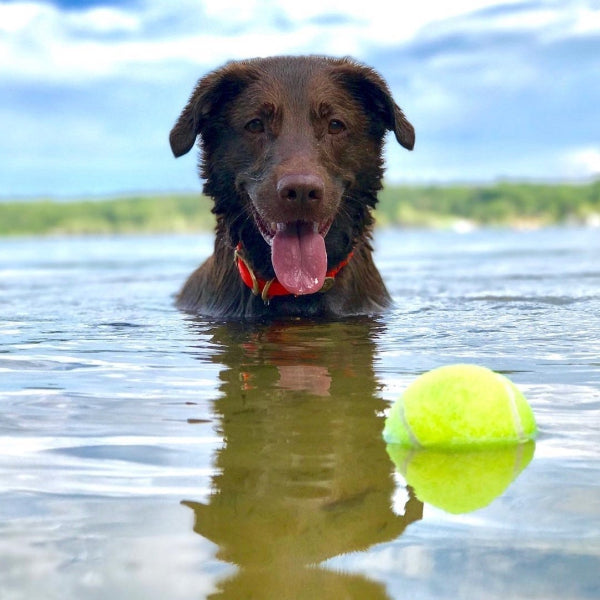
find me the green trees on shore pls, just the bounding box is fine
[375,180,600,228]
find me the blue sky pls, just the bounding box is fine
[0,0,599,198]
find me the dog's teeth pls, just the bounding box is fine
[276,223,286,232]
[312,222,319,233]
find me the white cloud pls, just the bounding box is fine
[438,4,561,36]
[66,7,142,34]
[0,1,47,33]
[568,2,600,36]
[564,147,600,178]
[0,0,541,84]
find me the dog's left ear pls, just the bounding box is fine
[169,61,257,158]
[389,102,415,151]
[333,61,415,151]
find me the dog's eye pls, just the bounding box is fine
[328,119,346,134]
[245,118,265,134]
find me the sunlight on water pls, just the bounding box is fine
[0,228,599,599]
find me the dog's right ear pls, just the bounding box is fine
[169,62,256,158]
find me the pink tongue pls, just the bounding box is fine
[271,222,327,295]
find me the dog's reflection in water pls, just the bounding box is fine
[183,318,423,599]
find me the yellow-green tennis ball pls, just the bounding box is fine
[383,364,537,448]
[386,442,535,513]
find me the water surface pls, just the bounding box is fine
[1,227,599,599]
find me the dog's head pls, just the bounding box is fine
[170,56,414,296]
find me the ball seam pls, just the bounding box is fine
[401,404,422,448]
[497,374,526,442]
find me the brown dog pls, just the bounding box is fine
[170,55,414,319]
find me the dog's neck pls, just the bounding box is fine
[234,242,353,304]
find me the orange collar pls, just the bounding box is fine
[235,242,353,302]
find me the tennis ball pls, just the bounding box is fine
[387,442,535,514]
[383,364,537,448]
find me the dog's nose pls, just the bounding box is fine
[277,174,324,204]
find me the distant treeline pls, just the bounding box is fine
[0,194,215,236]
[1,180,599,236]
[375,180,600,228]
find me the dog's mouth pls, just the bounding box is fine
[253,210,333,295]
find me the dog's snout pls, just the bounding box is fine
[277,174,324,204]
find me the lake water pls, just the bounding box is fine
[1,227,599,599]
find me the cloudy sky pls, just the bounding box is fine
[1,0,599,198]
